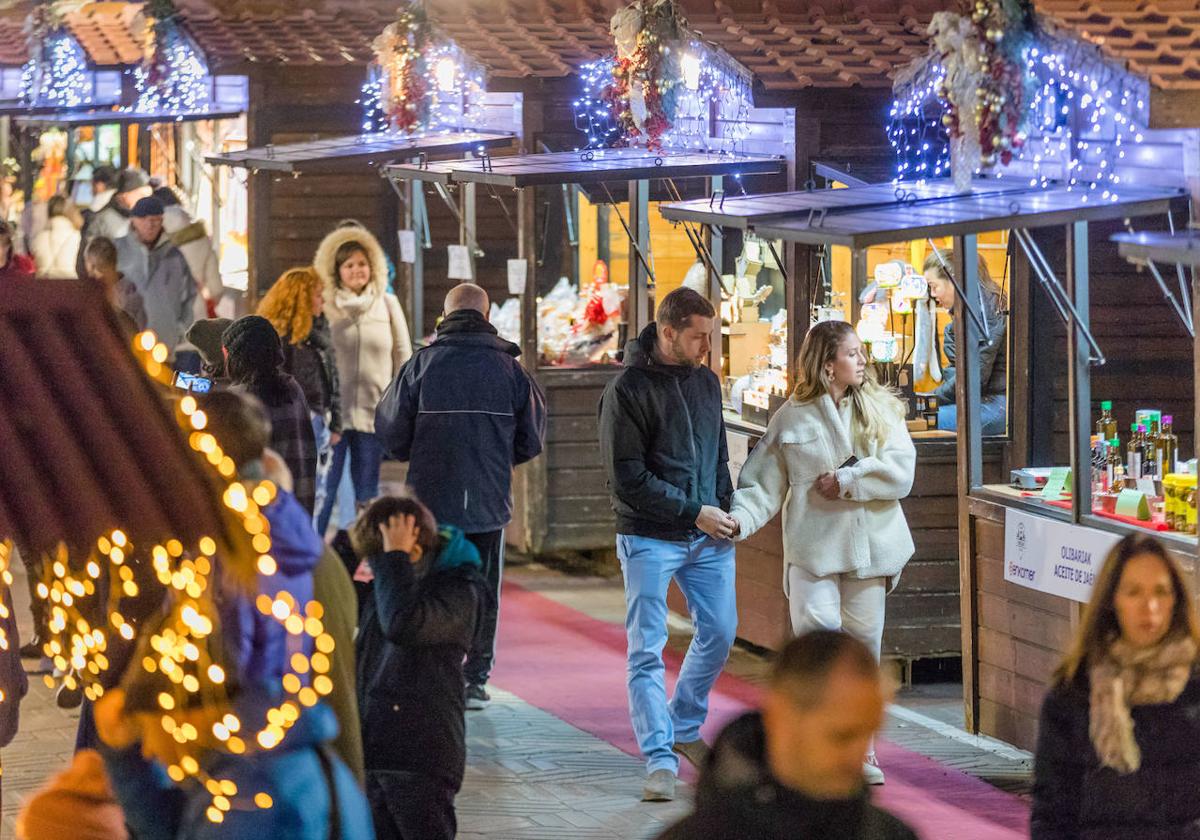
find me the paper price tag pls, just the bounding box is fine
[1115,489,1151,520]
[448,245,472,280]
[1040,467,1073,502]
[398,230,416,264]
[507,259,528,295]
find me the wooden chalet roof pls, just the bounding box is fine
[0,1,146,67]
[0,278,235,555]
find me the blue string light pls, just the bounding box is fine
[20,32,93,109]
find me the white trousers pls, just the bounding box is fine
[786,566,886,661]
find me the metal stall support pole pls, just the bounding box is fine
[1193,243,1200,592]
[408,180,426,339]
[464,182,478,279]
[954,234,983,734]
[708,175,724,378]
[519,185,538,365]
[1066,221,1092,522]
[850,249,868,325]
[629,179,652,336]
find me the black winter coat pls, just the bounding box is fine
[283,314,341,434]
[374,309,546,533]
[598,324,733,541]
[355,531,483,789]
[1032,671,1200,840]
[658,713,917,840]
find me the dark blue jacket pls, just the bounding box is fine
[374,310,547,533]
[357,526,483,787]
[598,324,733,541]
[102,702,373,840]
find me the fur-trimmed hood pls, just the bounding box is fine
[313,225,390,300]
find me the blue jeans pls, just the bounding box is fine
[311,413,333,530]
[938,393,1007,436]
[316,429,386,536]
[617,533,737,774]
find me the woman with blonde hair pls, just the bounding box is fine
[257,267,342,522]
[1032,533,1200,838]
[314,224,412,536]
[730,319,915,784]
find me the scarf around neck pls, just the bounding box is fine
[334,285,377,319]
[1089,635,1197,773]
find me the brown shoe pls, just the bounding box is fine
[672,738,710,770]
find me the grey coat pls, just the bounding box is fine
[115,233,196,351]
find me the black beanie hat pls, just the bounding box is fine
[221,315,284,374]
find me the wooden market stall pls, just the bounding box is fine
[386,147,786,555]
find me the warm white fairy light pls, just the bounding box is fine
[20,32,94,109]
[133,25,212,115]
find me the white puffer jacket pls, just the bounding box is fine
[31,216,81,279]
[730,394,916,587]
[315,225,412,433]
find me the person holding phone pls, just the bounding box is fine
[729,320,916,785]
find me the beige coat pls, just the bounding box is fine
[315,226,412,433]
[730,394,916,586]
[31,216,81,279]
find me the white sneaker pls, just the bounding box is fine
[863,756,885,785]
[642,768,677,802]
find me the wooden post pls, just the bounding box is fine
[519,185,538,366]
[708,175,724,378]
[1065,221,1091,522]
[629,178,652,336]
[955,234,983,733]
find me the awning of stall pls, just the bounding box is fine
[745,182,1186,248]
[16,106,245,129]
[659,179,1027,229]
[205,129,517,174]
[812,157,897,188]
[385,147,785,189]
[1113,230,1200,267]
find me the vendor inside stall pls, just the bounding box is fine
[923,249,1008,435]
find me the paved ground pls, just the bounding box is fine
[0,555,1033,838]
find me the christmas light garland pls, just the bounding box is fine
[20,16,95,110]
[133,0,212,116]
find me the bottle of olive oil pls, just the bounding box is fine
[1097,401,1119,442]
[1127,424,1143,480]
[1160,416,1179,475]
[1108,438,1125,492]
[1143,424,1159,480]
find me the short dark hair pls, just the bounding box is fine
[92,165,117,188]
[153,186,181,207]
[351,494,438,560]
[197,389,271,468]
[770,630,879,709]
[84,236,118,270]
[656,287,715,331]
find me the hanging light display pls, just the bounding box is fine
[367,5,485,135]
[20,1,95,110]
[574,0,753,152]
[889,0,1150,201]
[134,0,213,115]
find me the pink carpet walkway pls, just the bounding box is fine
[491,582,1030,840]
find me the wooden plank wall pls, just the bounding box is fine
[248,65,395,297]
[970,499,1072,751]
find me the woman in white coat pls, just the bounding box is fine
[30,195,82,279]
[730,319,915,783]
[314,224,412,536]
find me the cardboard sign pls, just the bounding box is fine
[1115,489,1152,520]
[448,245,473,280]
[1040,467,1072,502]
[398,230,417,264]
[507,259,528,295]
[1004,508,1120,603]
[727,430,750,486]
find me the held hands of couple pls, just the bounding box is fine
[814,472,841,500]
[696,505,739,540]
[378,514,422,562]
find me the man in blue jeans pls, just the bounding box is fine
[598,287,738,803]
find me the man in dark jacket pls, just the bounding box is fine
[659,630,917,840]
[375,282,546,710]
[597,287,738,802]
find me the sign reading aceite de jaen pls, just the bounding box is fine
[1003,508,1121,604]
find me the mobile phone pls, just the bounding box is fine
[173,370,213,394]
[839,456,859,469]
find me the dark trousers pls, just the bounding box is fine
[463,530,504,687]
[366,771,457,840]
[19,547,45,643]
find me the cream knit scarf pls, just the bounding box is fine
[1089,636,1196,774]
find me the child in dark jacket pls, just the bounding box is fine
[352,495,483,840]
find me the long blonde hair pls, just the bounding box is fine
[256,266,321,344]
[793,320,905,450]
[1054,533,1200,686]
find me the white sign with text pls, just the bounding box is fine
[1003,508,1120,603]
[398,230,417,264]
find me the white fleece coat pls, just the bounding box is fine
[31,216,81,279]
[315,226,412,433]
[730,394,916,587]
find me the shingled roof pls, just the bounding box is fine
[0,278,236,555]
